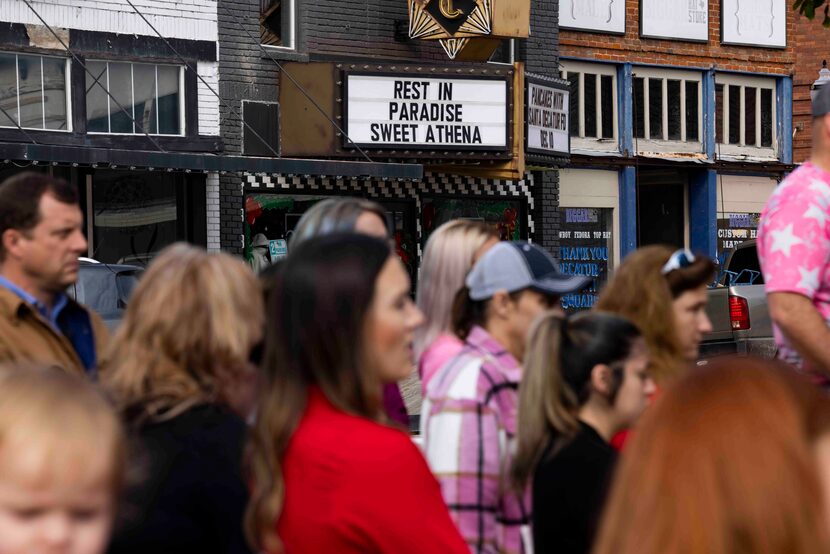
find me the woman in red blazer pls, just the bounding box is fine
[246,233,469,554]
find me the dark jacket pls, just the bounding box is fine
[532,421,617,554]
[108,404,252,554]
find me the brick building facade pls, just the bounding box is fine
[559,0,795,270]
[218,0,565,268]
[792,11,830,164]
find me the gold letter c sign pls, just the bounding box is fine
[439,0,464,19]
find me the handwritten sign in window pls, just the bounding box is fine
[556,207,614,312]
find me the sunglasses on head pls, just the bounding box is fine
[661,249,696,275]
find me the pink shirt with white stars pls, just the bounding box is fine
[758,162,830,384]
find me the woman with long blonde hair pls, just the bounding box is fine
[414,219,498,392]
[104,243,263,554]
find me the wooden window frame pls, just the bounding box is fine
[560,60,618,154]
[632,67,703,154]
[715,73,777,160]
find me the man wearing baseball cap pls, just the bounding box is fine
[758,81,830,384]
[420,241,590,554]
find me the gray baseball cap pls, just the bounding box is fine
[814,81,830,117]
[465,241,592,301]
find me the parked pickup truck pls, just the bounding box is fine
[67,259,144,330]
[700,240,776,360]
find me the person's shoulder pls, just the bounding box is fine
[547,428,616,473]
[299,409,427,483]
[427,351,508,408]
[350,424,429,480]
[776,165,830,200]
[427,334,464,358]
[338,412,415,452]
[141,404,246,449]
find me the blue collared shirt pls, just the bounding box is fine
[0,276,67,329]
[0,276,97,375]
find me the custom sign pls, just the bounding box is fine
[640,0,708,42]
[721,0,786,48]
[717,212,760,265]
[526,77,569,157]
[345,74,508,149]
[408,0,530,60]
[559,0,625,34]
[556,207,613,312]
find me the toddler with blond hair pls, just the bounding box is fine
[0,365,125,554]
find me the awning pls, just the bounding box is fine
[0,142,424,181]
[638,152,713,163]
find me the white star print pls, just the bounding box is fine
[769,223,803,257]
[797,266,820,292]
[804,203,830,227]
[809,179,830,209]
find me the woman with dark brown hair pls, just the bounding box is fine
[246,233,468,554]
[593,357,830,554]
[289,197,411,427]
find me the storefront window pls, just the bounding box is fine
[0,52,69,131]
[638,170,686,249]
[420,196,525,245]
[86,61,182,135]
[244,194,417,281]
[716,212,760,267]
[556,207,613,313]
[91,172,179,265]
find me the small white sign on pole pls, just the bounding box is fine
[345,74,508,149]
[721,0,786,48]
[640,0,709,42]
[526,80,570,157]
[559,0,626,34]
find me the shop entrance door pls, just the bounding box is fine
[637,169,686,248]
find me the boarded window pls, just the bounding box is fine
[243,101,280,157]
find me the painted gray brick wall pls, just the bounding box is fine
[218,0,562,253]
[523,0,561,255]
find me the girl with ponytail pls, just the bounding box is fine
[512,311,655,554]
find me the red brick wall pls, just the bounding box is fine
[792,12,830,163]
[560,0,795,75]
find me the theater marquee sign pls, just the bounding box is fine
[345,74,508,149]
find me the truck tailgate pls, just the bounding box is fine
[704,286,733,342]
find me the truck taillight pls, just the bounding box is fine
[729,296,750,330]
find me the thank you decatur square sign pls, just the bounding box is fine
[408,0,530,60]
[345,74,508,149]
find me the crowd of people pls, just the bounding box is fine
[3,85,830,554]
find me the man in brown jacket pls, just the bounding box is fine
[0,172,108,376]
